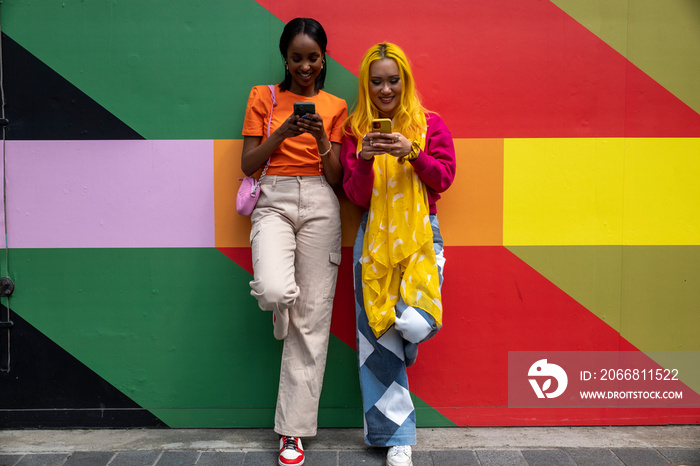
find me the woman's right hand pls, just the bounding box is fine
[276,114,306,140]
[360,132,393,160]
[241,114,307,175]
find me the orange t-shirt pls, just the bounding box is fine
[242,85,348,177]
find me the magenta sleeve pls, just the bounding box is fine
[410,113,457,195]
[340,134,375,209]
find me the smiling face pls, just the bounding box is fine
[285,33,324,96]
[369,58,403,118]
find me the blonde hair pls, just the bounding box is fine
[346,42,427,141]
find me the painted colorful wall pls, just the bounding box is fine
[1,0,698,428]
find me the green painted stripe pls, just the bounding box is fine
[10,248,275,426]
[412,397,458,427]
[2,1,358,140]
[550,0,700,114]
[9,247,452,427]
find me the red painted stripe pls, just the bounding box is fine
[220,243,700,425]
[256,0,700,138]
[408,246,635,410]
[217,247,254,275]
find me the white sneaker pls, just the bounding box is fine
[386,445,413,466]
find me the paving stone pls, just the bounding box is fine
[476,450,528,466]
[62,451,115,465]
[154,451,199,466]
[304,450,337,465]
[338,448,385,465]
[14,454,69,466]
[241,451,277,465]
[429,449,479,465]
[612,448,668,466]
[658,448,700,465]
[0,455,20,466]
[196,451,245,466]
[109,451,161,466]
[567,448,624,466]
[521,449,577,466]
[2,447,698,466]
[412,450,434,465]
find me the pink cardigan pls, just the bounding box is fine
[340,113,457,214]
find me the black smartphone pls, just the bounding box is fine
[294,102,315,120]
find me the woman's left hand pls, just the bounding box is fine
[368,132,412,159]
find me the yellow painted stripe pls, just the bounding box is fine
[504,138,700,245]
[623,139,700,245]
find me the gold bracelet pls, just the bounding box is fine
[319,144,332,157]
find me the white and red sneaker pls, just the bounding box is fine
[278,436,304,466]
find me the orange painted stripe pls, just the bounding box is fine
[214,139,251,248]
[215,138,504,248]
[440,139,504,246]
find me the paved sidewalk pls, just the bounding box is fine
[0,426,698,465]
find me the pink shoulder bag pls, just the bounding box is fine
[236,85,276,216]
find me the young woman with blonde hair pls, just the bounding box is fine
[341,42,456,466]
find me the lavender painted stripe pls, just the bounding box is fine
[3,140,215,248]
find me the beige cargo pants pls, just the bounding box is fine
[249,175,342,437]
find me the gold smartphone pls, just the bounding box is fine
[371,118,392,133]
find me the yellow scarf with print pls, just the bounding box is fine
[360,124,442,338]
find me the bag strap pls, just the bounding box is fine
[266,84,277,138]
[257,85,277,186]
